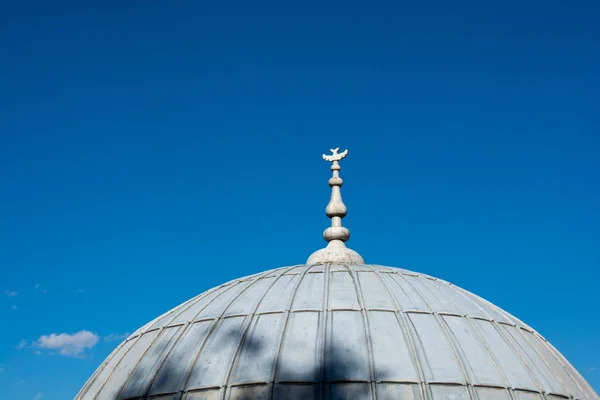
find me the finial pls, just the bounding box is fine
[306,148,364,265]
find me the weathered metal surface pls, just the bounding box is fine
[76,264,599,400]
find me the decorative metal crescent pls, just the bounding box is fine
[322,147,349,162]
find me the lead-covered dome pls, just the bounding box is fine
[76,263,598,400]
[77,149,598,399]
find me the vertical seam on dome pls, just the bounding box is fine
[148,269,275,400]
[153,293,210,329]
[467,329,518,400]
[114,284,237,398]
[517,328,587,400]
[453,285,523,328]
[346,265,377,399]
[167,284,239,325]
[176,281,260,399]
[542,340,599,400]
[91,335,142,400]
[133,312,169,339]
[387,273,432,313]
[138,308,178,335]
[489,321,548,396]
[439,282,549,397]
[411,280,520,400]
[138,278,250,399]
[428,281,514,391]
[268,264,314,398]
[173,320,217,400]
[320,263,332,399]
[427,315,472,397]
[437,282,495,321]
[137,269,286,341]
[76,354,110,399]
[76,339,128,399]
[219,268,289,400]
[113,327,167,400]
[394,274,471,394]
[547,335,596,399]
[372,269,428,400]
[175,268,281,399]
[149,281,233,331]
[137,325,186,399]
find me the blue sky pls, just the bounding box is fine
[0,1,598,398]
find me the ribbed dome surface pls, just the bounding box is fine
[77,264,598,400]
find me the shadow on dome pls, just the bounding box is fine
[109,324,401,400]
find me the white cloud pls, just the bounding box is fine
[17,340,28,349]
[35,330,99,357]
[4,290,18,297]
[34,351,42,355]
[104,332,130,342]
[34,284,47,294]
[12,305,18,310]
[33,392,43,400]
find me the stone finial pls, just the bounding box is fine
[307,148,364,265]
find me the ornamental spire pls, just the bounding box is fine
[307,148,364,265]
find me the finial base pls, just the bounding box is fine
[306,241,365,265]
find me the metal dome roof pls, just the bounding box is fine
[76,264,598,400]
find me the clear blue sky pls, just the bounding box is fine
[1,1,598,399]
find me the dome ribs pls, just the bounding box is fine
[344,265,377,399]
[267,265,315,398]
[318,263,331,399]
[141,279,255,398]
[79,335,137,399]
[414,277,515,393]
[75,338,127,399]
[119,326,183,399]
[98,330,162,399]
[75,265,599,400]
[148,270,274,397]
[184,269,288,395]
[371,268,427,398]
[220,271,289,390]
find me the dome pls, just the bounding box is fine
[76,148,598,399]
[76,263,598,400]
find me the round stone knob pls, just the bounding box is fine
[323,226,350,242]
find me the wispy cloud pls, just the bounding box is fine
[591,367,597,371]
[33,392,43,400]
[35,330,99,357]
[0,367,4,373]
[11,305,18,310]
[76,289,84,293]
[104,332,130,342]
[34,284,47,294]
[4,290,18,297]
[17,340,28,349]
